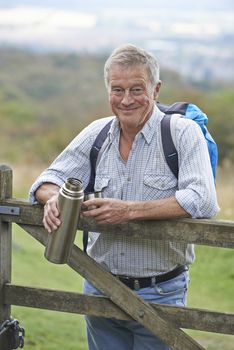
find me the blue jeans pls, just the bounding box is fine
[83,271,189,350]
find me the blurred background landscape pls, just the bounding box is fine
[0,0,233,349]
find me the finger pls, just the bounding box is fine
[43,213,60,233]
[43,217,54,233]
[47,200,60,218]
[46,207,61,226]
[43,207,61,233]
[82,206,103,218]
[82,198,106,209]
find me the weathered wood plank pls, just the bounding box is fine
[0,165,12,350]
[1,199,233,247]
[0,199,43,226]
[21,225,205,350]
[4,284,234,335]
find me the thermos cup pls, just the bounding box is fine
[44,178,84,264]
[84,191,102,209]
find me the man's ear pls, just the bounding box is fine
[154,81,162,100]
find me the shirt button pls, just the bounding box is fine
[127,177,131,182]
[161,183,165,188]
[120,252,125,256]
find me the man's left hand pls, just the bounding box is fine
[82,198,131,224]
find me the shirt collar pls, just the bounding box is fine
[108,117,120,144]
[140,104,164,144]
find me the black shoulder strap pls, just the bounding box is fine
[83,119,112,253]
[158,101,190,179]
[161,114,179,179]
[157,101,189,115]
[84,119,113,194]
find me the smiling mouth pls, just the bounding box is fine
[119,106,138,111]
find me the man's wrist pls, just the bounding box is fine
[126,201,140,221]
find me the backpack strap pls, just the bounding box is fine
[161,114,179,179]
[85,119,113,194]
[83,119,113,253]
[157,101,189,115]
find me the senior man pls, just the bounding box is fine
[30,44,219,350]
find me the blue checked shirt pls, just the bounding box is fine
[29,105,219,276]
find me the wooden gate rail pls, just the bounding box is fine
[1,198,234,248]
[4,284,234,335]
[0,165,234,350]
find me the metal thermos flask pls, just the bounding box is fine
[44,178,84,264]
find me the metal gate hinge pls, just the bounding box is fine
[0,205,20,216]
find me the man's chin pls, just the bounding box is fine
[117,109,138,117]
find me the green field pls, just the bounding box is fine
[12,226,87,350]
[7,166,234,349]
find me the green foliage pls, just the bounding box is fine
[0,48,233,165]
[205,90,234,162]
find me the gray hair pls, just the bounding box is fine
[104,44,160,89]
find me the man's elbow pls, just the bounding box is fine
[197,192,220,218]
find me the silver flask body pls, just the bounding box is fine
[44,178,84,264]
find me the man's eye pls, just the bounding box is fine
[131,87,144,95]
[111,88,123,95]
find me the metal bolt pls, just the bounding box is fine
[138,310,145,318]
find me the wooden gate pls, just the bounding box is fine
[0,165,233,349]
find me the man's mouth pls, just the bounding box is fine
[119,106,138,111]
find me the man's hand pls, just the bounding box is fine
[43,192,61,233]
[35,183,61,233]
[82,196,190,224]
[82,198,130,224]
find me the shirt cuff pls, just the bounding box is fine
[175,189,203,218]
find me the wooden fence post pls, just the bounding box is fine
[0,165,13,349]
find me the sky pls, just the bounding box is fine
[1,0,234,12]
[0,0,233,43]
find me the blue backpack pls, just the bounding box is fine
[83,101,218,251]
[158,101,217,181]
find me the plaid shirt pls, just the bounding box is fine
[29,105,219,276]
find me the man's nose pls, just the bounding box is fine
[121,90,134,105]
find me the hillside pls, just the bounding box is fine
[0,48,233,165]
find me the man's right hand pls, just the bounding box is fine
[43,193,61,233]
[35,183,61,233]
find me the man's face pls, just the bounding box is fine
[108,64,160,130]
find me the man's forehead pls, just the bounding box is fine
[109,64,149,84]
[109,63,147,74]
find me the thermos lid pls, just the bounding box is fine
[61,178,84,198]
[65,178,83,191]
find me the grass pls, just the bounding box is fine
[6,164,234,349]
[12,225,87,350]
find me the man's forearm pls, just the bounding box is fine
[35,183,60,205]
[128,196,190,221]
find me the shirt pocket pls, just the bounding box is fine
[94,175,111,197]
[143,174,177,200]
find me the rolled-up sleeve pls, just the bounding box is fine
[29,117,113,203]
[175,119,219,218]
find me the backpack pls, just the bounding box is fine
[83,101,218,251]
